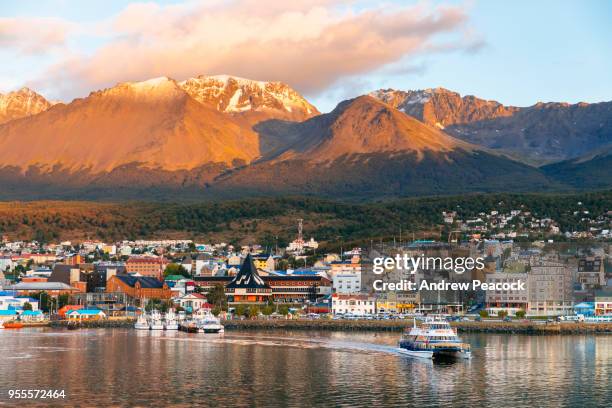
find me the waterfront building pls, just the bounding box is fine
[21,310,45,322]
[177,293,211,312]
[376,291,419,313]
[594,290,612,316]
[573,302,595,317]
[67,309,107,320]
[527,262,574,316]
[331,293,376,315]
[194,274,332,303]
[485,272,529,316]
[0,292,39,311]
[0,309,18,322]
[106,275,171,306]
[224,254,272,303]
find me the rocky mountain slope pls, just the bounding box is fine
[370,88,612,163]
[0,77,608,200]
[213,96,556,199]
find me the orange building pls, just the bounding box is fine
[125,256,169,278]
[106,275,171,305]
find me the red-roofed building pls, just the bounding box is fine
[177,293,212,312]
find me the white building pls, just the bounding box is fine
[177,293,210,312]
[331,294,376,316]
[332,273,361,294]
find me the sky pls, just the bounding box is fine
[0,0,610,112]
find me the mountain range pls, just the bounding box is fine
[0,75,609,200]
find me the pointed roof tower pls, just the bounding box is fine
[226,254,271,289]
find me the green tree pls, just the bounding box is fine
[262,305,274,316]
[235,304,246,318]
[22,302,33,311]
[515,310,526,319]
[212,306,222,317]
[278,305,289,316]
[58,294,70,309]
[247,305,259,319]
[479,310,489,318]
[164,263,190,278]
[206,284,228,311]
[498,310,508,319]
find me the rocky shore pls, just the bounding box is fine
[222,319,612,334]
[38,318,612,334]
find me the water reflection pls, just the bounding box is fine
[0,329,609,407]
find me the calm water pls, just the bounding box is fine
[0,328,610,407]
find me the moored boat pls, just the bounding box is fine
[399,317,471,359]
[134,314,149,330]
[3,321,24,329]
[149,311,164,330]
[164,310,179,330]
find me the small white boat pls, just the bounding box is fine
[134,314,149,330]
[149,310,164,330]
[399,317,471,360]
[164,310,179,330]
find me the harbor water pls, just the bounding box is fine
[0,329,610,407]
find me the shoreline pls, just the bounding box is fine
[38,319,612,334]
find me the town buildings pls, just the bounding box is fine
[106,275,171,305]
[527,262,574,316]
[331,293,376,315]
[125,256,168,279]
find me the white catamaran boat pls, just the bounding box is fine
[164,310,179,330]
[195,310,224,334]
[134,313,149,330]
[149,310,164,330]
[398,317,471,359]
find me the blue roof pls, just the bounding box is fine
[116,275,164,289]
[22,310,43,316]
[0,310,17,315]
[574,302,595,308]
[70,309,104,315]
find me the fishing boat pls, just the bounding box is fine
[134,314,149,330]
[149,311,164,330]
[164,310,179,330]
[3,321,24,329]
[398,317,471,359]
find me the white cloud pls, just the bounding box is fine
[19,1,480,100]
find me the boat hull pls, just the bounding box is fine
[397,347,434,359]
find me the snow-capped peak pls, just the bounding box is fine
[0,87,53,124]
[178,74,318,119]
